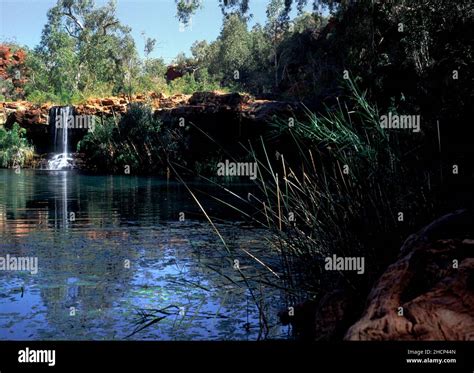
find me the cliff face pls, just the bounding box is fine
[0,45,28,100]
[0,91,303,154]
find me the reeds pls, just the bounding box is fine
[134,79,437,337]
[241,79,436,300]
[184,79,435,301]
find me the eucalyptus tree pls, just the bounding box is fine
[174,0,343,24]
[36,0,138,99]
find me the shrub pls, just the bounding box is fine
[78,104,166,173]
[25,90,58,105]
[0,123,35,168]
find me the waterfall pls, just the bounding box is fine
[48,106,74,170]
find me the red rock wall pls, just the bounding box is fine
[0,44,28,99]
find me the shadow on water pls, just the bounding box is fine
[0,169,287,340]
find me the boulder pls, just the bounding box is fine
[345,209,474,341]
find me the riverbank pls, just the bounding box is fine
[1,90,305,176]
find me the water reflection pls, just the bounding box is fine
[0,169,285,340]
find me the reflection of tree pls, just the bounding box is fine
[0,169,282,339]
[152,222,283,340]
[0,170,200,234]
[0,169,35,220]
[36,231,140,339]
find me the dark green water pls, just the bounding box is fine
[0,169,286,340]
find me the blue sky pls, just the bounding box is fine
[0,0,310,63]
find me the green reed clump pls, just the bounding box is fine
[248,78,435,298]
[164,79,438,335]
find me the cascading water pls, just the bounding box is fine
[48,106,74,170]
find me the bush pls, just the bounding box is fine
[167,72,222,95]
[0,123,35,168]
[26,90,58,105]
[78,103,167,173]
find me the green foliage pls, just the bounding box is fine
[77,116,116,170]
[25,90,58,105]
[190,40,209,63]
[175,0,202,25]
[174,0,322,24]
[78,104,166,173]
[239,80,433,294]
[0,124,35,168]
[218,14,252,80]
[134,58,168,94]
[24,48,56,102]
[167,72,221,95]
[0,79,16,101]
[25,0,137,103]
[12,0,471,117]
[17,0,332,100]
[180,9,329,95]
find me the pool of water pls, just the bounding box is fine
[0,169,287,340]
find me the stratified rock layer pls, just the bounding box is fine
[1,91,304,154]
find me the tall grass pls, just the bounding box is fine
[133,79,438,338]
[256,81,432,296]
[181,78,436,304]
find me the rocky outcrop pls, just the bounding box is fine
[165,64,197,82]
[280,210,474,341]
[345,209,474,341]
[1,91,302,124]
[0,101,51,152]
[0,45,28,99]
[1,91,304,155]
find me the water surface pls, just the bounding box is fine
[0,169,286,340]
